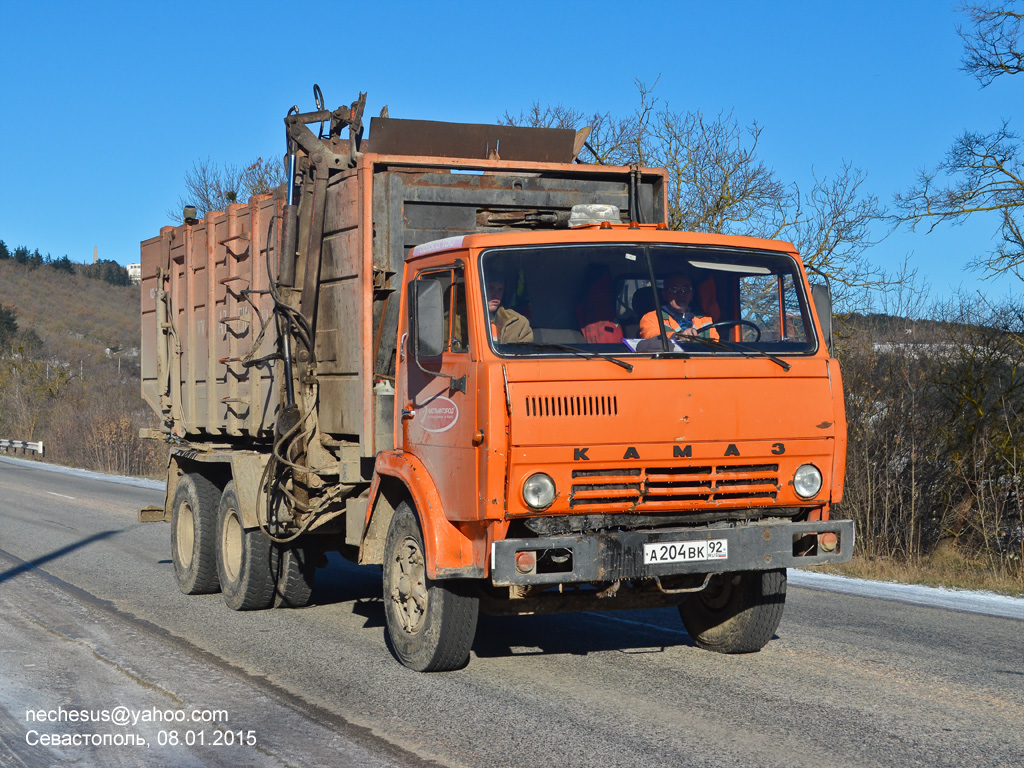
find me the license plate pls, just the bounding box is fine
[643,538,728,565]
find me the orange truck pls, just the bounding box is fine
[140,93,852,671]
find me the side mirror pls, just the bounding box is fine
[408,278,466,393]
[410,279,445,358]
[811,283,834,355]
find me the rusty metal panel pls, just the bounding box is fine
[315,168,369,438]
[370,172,407,381]
[139,196,283,440]
[315,280,362,369]
[318,375,363,435]
[249,198,278,434]
[369,118,578,163]
[204,218,219,433]
[320,228,362,284]
[139,234,166,417]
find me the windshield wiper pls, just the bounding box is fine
[677,335,791,371]
[505,342,634,373]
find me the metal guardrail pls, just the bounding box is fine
[0,439,44,456]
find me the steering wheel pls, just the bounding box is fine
[676,319,761,342]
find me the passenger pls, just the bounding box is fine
[486,280,533,344]
[638,273,717,340]
[576,268,623,343]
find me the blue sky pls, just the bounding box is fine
[0,0,1019,303]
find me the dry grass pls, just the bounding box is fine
[0,260,139,354]
[810,553,1024,597]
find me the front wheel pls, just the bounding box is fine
[678,569,786,653]
[382,502,479,672]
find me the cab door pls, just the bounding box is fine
[400,263,479,521]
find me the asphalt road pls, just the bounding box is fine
[1,457,1022,768]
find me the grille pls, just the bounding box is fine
[569,463,780,509]
[524,395,618,418]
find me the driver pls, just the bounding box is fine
[638,273,717,340]
[486,280,533,344]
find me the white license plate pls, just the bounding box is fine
[643,539,728,565]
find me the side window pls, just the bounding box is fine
[739,273,809,342]
[451,266,469,353]
[778,274,807,340]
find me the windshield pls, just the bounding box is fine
[480,244,817,357]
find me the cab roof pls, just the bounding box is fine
[407,225,798,262]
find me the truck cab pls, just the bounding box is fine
[376,219,851,668]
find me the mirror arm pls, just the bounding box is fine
[806,266,835,356]
[411,345,465,393]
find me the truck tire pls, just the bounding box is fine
[271,545,316,608]
[678,569,787,654]
[170,473,220,595]
[216,482,275,611]
[383,502,479,672]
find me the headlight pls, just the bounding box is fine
[523,473,556,509]
[793,464,823,499]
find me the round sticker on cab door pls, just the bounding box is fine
[420,396,459,433]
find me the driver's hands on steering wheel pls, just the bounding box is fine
[672,327,699,339]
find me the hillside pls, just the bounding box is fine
[0,257,160,477]
[0,259,139,358]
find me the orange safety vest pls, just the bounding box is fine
[639,310,717,340]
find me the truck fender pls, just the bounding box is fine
[360,451,486,579]
[166,451,265,528]
[164,452,183,521]
[228,453,271,529]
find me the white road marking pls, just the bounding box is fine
[46,491,75,500]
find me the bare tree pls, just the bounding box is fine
[959,1,1024,86]
[504,80,888,307]
[653,110,792,237]
[171,155,286,220]
[896,3,1023,280]
[790,165,889,305]
[895,124,1024,278]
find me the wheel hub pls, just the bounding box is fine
[222,508,243,582]
[390,536,427,634]
[700,574,737,611]
[176,502,195,567]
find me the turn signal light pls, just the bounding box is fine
[819,533,838,552]
[515,551,537,574]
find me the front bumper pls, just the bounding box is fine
[491,519,854,587]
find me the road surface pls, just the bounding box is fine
[1,456,1022,767]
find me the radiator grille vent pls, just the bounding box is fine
[569,463,780,509]
[524,395,618,418]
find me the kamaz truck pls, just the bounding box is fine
[140,91,852,671]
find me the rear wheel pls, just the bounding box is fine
[170,473,220,595]
[216,482,275,611]
[271,544,316,608]
[383,502,479,672]
[678,569,787,653]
